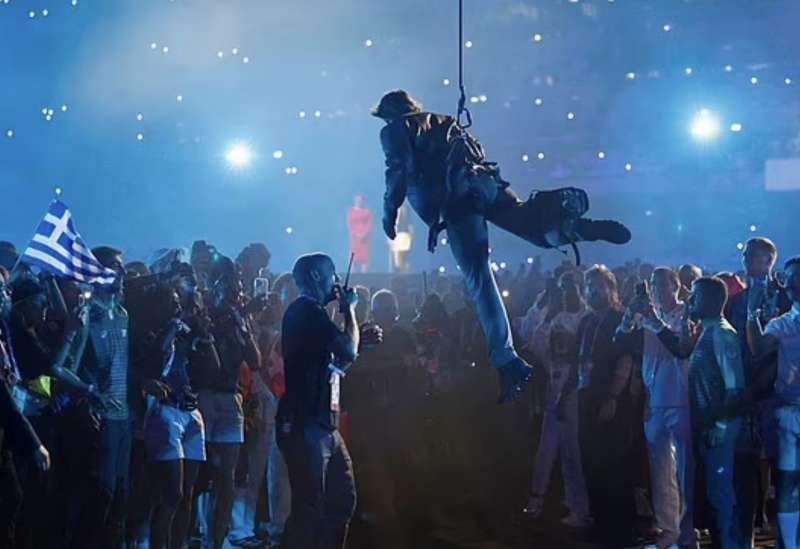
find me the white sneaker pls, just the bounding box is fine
[560,513,593,529]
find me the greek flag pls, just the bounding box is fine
[21,200,117,285]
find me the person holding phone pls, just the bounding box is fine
[617,268,695,549]
[746,256,800,549]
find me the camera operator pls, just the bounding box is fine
[127,271,207,549]
[7,275,98,548]
[276,253,360,549]
[193,257,260,549]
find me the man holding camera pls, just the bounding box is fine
[276,253,360,549]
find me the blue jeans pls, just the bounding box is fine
[446,213,517,368]
[697,419,742,549]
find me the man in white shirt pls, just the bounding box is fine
[747,255,800,549]
[618,268,694,549]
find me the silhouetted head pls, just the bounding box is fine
[371,90,423,121]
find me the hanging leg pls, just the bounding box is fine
[446,211,533,403]
[485,183,631,250]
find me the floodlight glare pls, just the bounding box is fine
[225,143,253,169]
[690,109,720,141]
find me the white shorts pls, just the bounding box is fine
[144,403,206,462]
[198,390,245,444]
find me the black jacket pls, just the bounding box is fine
[380,112,456,230]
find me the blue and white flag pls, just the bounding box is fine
[21,200,117,285]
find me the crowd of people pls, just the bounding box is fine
[1,234,799,549]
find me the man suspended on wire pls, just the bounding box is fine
[372,90,631,403]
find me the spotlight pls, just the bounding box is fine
[243,57,250,64]
[690,109,720,141]
[136,133,144,141]
[662,24,672,32]
[285,227,293,235]
[465,40,473,48]
[440,237,448,246]
[365,39,373,47]
[534,97,543,106]
[136,113,143,121]
[750,225,757,232]
[750,76,758,85]
[597,151,606,159]
[150,42,157,50]
[299,111,306,118]
[273,150,284,159]
[438,266,446,273]
[684,67,693,76]
[443,78,450,86]
[522,154,529,162]
[176,95,183,102]
[537,152,545,160]
[6,129,13,138]
[527,257,534,264]
[724,65,733,72]
[567,112,575,120]
[737,242,744,250]
[533,33,543,42]
[501,290,510,298]
[786,78,793,85]
[730,122,742,133]
[626,72,636,80]
[625,163,633,171]
[499,262,507,269]
[61,105,68,112]
[225,143,253,169]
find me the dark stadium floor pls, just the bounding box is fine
[348,504,779,549]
